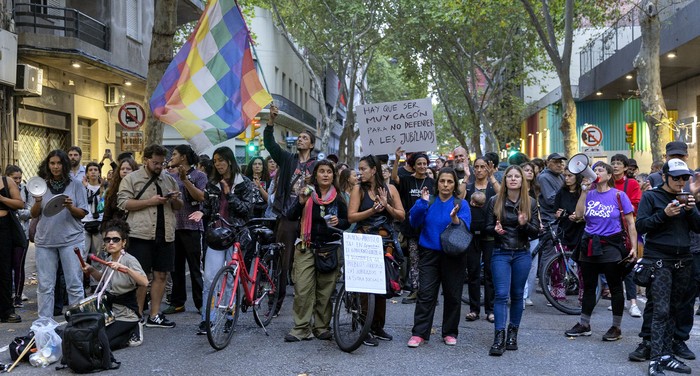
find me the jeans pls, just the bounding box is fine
[491,248,531,331]
[523,238,539,301]
[412,247,467,339]
[201,246,233,322]
[35,243,85,318]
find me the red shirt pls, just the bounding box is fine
[614,175,641,214]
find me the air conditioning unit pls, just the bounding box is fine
[15,64,43,96]
[106,85,121,105]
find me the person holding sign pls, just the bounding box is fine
[348,155,405,347]
[406,168,471,348]
[283,160,350,342]
[485,165,540,356]
[391,148,434,304]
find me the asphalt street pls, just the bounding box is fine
[2,246,699,375]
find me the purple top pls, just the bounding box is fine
[584,189,634,237]
[169,168,208,231]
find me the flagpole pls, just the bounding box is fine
[234,0,272,97]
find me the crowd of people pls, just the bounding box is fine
[1,107,700,375]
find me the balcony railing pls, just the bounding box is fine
[579,0,694,76]
[14,3,109,50]
[271,94,317,129]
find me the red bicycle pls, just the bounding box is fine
[205,217,282,350]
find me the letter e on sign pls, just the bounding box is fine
[581,125,603,147]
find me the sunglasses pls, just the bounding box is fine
[671,175,691,182]
[103,237,122,244]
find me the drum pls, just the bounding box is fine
[64,295,115,326]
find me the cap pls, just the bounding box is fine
[663,158,692,177]
[547,153,567,161]
[666,141,688,156]
[628,158,638,168]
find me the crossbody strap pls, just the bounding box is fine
[125,175,158,220]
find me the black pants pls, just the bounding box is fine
[274,217,299,313]
[171,230,203,309]
[412,247,467,340]
[0,216,14,318]
[580,261,624,317]
[465,237,494,315]
[106,320,138,350]
[647,260,695,359]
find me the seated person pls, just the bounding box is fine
[82,219,148,350]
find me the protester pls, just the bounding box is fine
[118,144,183,328]
[407,167,471,348]
[348,155,405,346]
[5,165,30,308]
[462,157,500,322]
[339,169,358,203]
[284,160,349,342]
[264,105,316,316]
[0,167,25,323]
[452,146,471,184]
[195,146,255,335]
[82,162,105,263]
[82,219,148,349]
[392,148,434,304]
[435,157,446,170]
[521,161,544,307]
[245,156,270,218]
[266,156,278,181]
[67,146,86,181]
[163,145,207,316]
[31,149,89,319]
[566,162,636,341]
[102,158,138,226]
[485,165,539,356]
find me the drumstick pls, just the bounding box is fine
[74,247,87,275]
[7,336,35,372]
[88,254,127,273]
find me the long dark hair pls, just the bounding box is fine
[212,146,240,183]
[520,162,541,199]
[339,168,355,193]
[174,144,199,166]
[245,156,269,183]
[563,167,583,196]
[38,149,71,181]
[310,159,340,194]
[435,167,461,198]
[103,158,138,224]
[359,155,384,193]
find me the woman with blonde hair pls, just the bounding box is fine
[485,165,540,356]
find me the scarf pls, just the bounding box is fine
[301,186,337,247]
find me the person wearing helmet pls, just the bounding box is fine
[189,146,255,335]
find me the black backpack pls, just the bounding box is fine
[58,313,120,373]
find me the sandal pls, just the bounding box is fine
[486,313,495,323]
[465,312,479,321]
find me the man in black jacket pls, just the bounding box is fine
[635,159,700,376]
[263,105,316,315]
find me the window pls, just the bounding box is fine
[288,78,292,99]
[294,83,298,103]
[126,0,141,41]
[77,117,93,162]
[282,73,286,96]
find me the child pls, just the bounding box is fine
[469,191,487,235]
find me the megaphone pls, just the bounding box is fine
[567,153,598,182]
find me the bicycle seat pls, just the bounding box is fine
[251,226,275,244]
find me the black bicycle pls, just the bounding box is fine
[533,219,601,315]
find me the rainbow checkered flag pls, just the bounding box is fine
[150,0,272,152]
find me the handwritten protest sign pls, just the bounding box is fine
[343,233,386,294]
[357,98,436,155]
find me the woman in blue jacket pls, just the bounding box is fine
[406,167,471,348]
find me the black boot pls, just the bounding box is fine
[506,324,518,350]
[489,330,506,356]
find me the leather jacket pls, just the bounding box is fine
[485,195,540,250]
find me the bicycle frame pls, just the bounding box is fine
[214,241,272,310]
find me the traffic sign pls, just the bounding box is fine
[581,125,603,147]
[118,102,145,130]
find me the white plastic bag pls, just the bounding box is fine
[28,318,62,367]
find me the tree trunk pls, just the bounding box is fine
[470,128,482,157]
[144,0,177,146]
[634,5,670,162]
[559,77,578,156]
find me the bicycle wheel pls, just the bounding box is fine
[252,256,280,328]
[332,285,375,353]
[205,265,240,350]
[539,255,582,315]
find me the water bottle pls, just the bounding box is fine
[29,353,49,368]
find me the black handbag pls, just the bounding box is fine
[632,258,658,287]
[440,219,472,256]
[313,244,339,273]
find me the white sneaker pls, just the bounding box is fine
[629,304,642,317]
[525,299,534,306]
[128,322,144,347]
[607,305,612,311]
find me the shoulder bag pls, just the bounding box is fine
[440,198,472,256]
[615,191,633,253]
[2,177,28,249]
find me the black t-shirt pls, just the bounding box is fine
[397,175,434,236]
[554,188,585,248]
[398,166,414,179]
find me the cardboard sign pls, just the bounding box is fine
[357,98,436,155]
[343,233,386,294]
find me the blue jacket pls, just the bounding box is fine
[409,196,471,252]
